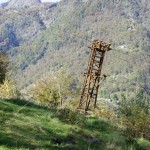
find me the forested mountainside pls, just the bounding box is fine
[0,0,149,99]
[6,0,41,8]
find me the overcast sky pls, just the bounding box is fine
[0,0,61,4]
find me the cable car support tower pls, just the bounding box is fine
[77,40,111,112]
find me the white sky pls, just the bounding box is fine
[0,0,61,4]
[0,0,8,3]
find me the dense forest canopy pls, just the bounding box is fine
[0,0,149,99]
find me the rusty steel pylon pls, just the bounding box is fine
[77,40,111,112]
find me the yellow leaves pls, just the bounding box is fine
[0,78,18,99]
[29,68,78,107]
[29,76,61,107]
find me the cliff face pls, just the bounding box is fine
[7,0,41,8]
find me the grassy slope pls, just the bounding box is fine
[0,99,127,150]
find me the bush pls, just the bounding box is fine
[93,108,116,121]
[56,107,85,125]
[92,100,116,123]
[0,78,18,99]
[0,52,19,99]
[118,92,150,141]
[30,78,60,107]
[136,138,150,150]
[29,69,79,108]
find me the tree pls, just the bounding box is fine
[118,92,150,141]
[29,68,78,107]
[0,52,9,84]
[0,52,18,99]
[54,69,76,106]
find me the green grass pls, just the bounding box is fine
[0,99,137,150]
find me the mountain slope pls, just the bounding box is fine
[7,0,41,8]
[0,99,127,149]
[0,0,149,98]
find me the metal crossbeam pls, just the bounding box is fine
[77,40,111,112]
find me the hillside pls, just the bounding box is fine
[0,0,149,99]
[7,0,41,8]
[0,99,127,150]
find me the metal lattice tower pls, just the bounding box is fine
[77,40,111,112]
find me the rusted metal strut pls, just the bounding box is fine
[77,40,111,112]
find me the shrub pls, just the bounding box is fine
[136,138,150,150]
[118,92,150,141]
[30,78,60,108]
[29,69,79,108]
[93,108,116,121]
[92,100,116,123]
[56,107,85,125]
[0,78,18,99]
